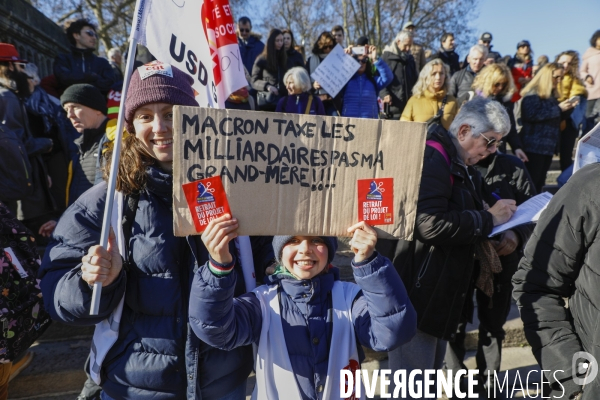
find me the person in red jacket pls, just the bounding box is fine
[508,40,534,102]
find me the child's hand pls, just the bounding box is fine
[201,214,238,264]
[347,221,377,263]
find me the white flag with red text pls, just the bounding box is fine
[134,0,246,108]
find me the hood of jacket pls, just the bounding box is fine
[583,47,600,61]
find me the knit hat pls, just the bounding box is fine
[272,236,338,266]
[60,84,107,115]
[124,62,198,133]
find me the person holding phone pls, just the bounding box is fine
[519,63,578,192]
[340,44,393,119]
[555,50,587,171]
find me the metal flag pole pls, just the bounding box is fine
[90,0,147,315]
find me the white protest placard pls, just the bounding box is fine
[574,121,600,173]
[489,192,553,237]
[310,44,360,98]
[172,107,427,239]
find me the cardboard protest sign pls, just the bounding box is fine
[172,107,426,239]
[310,44,360,98]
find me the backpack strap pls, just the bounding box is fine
[426,140,454,186]
[304,95,313,114]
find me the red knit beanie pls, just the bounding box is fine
[124,63,199,133]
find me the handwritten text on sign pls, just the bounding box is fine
[172,107,427,238]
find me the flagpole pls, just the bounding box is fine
[90,0,146,315]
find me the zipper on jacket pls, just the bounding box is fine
[415,245,435,288]
[82,53,85,73]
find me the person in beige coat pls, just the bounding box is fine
[401,58,459,130]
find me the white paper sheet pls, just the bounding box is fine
[310,44,360,98]
[489,192,553,237]
[574,121,600,173]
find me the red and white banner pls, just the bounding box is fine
[135,0,246,108]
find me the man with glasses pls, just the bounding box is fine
[237,16,264,79]
[53,18,115,96]
[478,32,501,64]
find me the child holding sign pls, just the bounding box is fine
[189,215,416,399]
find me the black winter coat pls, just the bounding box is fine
[376,126,494,340]
[512,163,600,400]
[286,48,305,70]
[450,67,476,102]
[53,47,115,94]
[475,152,536,270]
[519,94,561,156]
[431,48,461,76]
[378,50,418,116]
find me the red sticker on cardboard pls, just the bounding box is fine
[357,178,394,225]
[182,176,231,233]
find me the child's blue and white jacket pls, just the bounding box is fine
[189,252,417,400]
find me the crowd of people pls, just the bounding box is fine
[1,12,600,400]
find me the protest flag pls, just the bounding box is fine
[91,0,248,314]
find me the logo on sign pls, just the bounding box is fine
[366,180,385,200]
[196,182,215,203]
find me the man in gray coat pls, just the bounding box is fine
[450,44,488,104]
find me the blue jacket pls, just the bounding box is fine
[53,46,115,94]
[39,166,272,399]
[342,59,393,119]
[190,253,416,400]
[239,35,265,77]
[275,92,325,115]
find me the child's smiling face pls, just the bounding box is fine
[281,236,329,280]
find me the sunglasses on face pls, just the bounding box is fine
[239,28,250,33]
[493,81,507,88]
[323,44,334,50]
[84,30,96,38]
[480,131,502,149]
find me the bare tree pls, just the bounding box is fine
[241,0,478,57]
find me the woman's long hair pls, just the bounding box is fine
[282,29,297,50]
[555,50,581,78]
[102,133,155,195]
[411,58,450,98]
[311,32,335,56]
[520,63,563,100]
[260,29,286,73]
[471,63,516,102]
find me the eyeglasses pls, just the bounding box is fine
[239,28,250,33]
[84,30,96,38]
[480,131,502,149]
[323,44,334,50]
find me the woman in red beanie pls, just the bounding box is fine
[39,63,272,400]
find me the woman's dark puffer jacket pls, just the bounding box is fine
[39,166,271,399]
[519,94,561,156]
[189,255,417,400]
[251,55,288,96]
[513,163,600,400]
[376,126,494,340]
